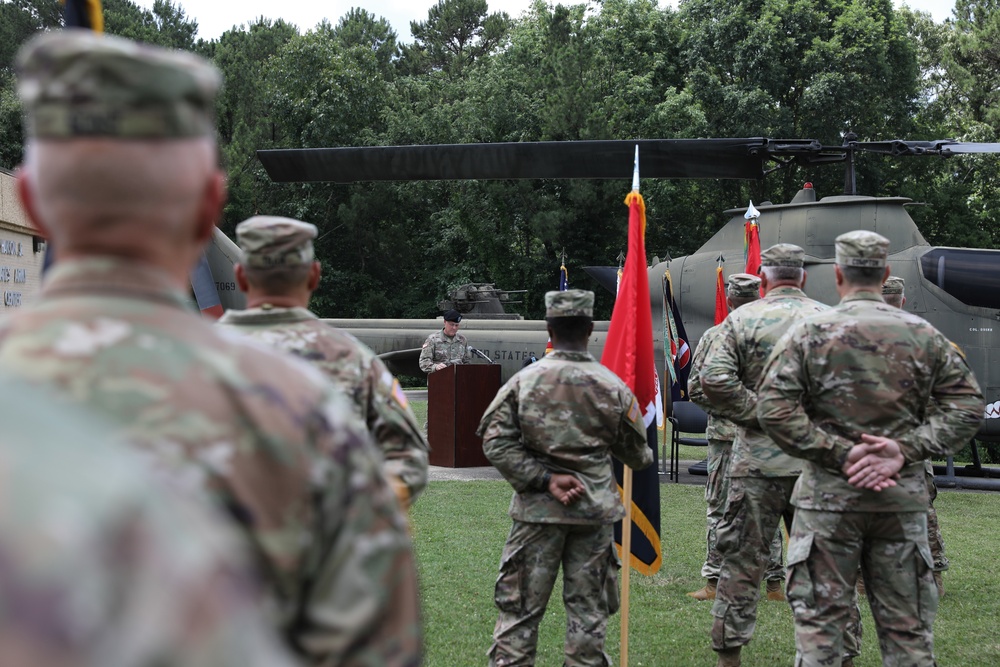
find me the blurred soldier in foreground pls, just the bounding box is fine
[881,275,949,596]
[757,231,983,667]
[5,31,420,666]
[478,289,653,667]
[0,382,297,667]
[687,273,785,602]
[218,216,430,508]
[699,244,828,667]
[419,308,471,373]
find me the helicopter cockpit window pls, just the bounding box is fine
[920,248,1000,310]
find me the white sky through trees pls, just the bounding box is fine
[135,0,959,43]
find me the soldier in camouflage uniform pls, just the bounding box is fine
[0,382,298,667]
[419,308,471,372]
[6,31,420,667]
[882,276,949,594]
[218,216,430,508]
[756,231,983,667]
[699,244,828,667]
[477,289,653,667]
[687,273,786,602]
[842,275,955,665]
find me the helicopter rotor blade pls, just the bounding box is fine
[851,140,1000,156]
[257,138,1000,184]
[257,139,772,183]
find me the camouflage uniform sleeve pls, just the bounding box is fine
[756,330,854,473]
[687,331,712,411]
[366,356,430,507]
[418,334,436,373]
[897,336,984,461]
[700,318,758,425]
[460,335,472,364]
[478,381,549,492]
[0,487,298,667]
[295,394,421,665]
[611,388,654,470]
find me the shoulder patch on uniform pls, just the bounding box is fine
[391,378,409,409]
[627,396,641,423]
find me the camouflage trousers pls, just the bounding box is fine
[703,439,785,581]
[787,508,937,667]
[711,475,796,650]
[490,520,620,667]
[926,472,948,571]
[843,470,946,660]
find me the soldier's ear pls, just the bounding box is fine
[307,261,321,291]
[15,168,49,240]
[235,264,249,293]
[193,170,226,245]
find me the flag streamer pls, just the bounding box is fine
[714,262,727,325]
[603,190,661,577]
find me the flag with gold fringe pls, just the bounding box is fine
[62,0,104,31]
[714,257,727,325]
[603,163,661,576]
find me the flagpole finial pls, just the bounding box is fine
[744,200,760,220]
[717,253,725,264]
[632,145,640,192]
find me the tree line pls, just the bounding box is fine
[1,0,998,319]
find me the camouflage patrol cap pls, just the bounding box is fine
[16,30,221,139]
[760,243,805,268]
[882,276,905,295]
[727,273,761,297]
[835,230,889,268]
[545,289,594,318]
[236,216,317,269]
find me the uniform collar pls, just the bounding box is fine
[841,290,884,304]
[546,349,596,362]
[765,285,807,298]
[218,305,317,325]
[42,257,192,310]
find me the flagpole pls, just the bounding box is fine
[618,143,641,667]
[621,465,634,666]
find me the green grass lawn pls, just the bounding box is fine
[411,482,1000,666]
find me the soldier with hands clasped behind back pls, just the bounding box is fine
[756,231,983,667]
[477,289,653,667]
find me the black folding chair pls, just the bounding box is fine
[667,401,709,482]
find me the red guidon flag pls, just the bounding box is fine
[714,264,727,325]
[744,200,761,283]
[602,189,661,575]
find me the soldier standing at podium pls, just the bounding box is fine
[420,309,472,372]
[477,289,653,667]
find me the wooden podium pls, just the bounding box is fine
[427,364,502,468]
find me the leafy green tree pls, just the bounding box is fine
[0,0,61,168]
[211,18,299,229]
[102,0,198,50]
[331,7,399,77]
[401,0,511,75]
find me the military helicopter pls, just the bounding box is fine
[202,136,1000,488]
